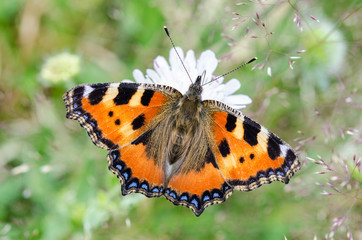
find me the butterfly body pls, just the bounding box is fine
[64,76,300,216]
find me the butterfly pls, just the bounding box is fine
[63,50,300,217]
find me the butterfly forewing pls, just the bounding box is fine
[63,82,179,149]
[205,100,301,191]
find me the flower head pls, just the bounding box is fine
[124,47,252,109]
[40,52,81,84]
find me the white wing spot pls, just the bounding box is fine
[83,85,94,97]
[280,144,289,157]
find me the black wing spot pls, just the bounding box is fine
[88,87,107,105]
[141,89,155,106]
[285,149,296,166]
[225,114,237,132]
[140,181,149,191]
[218,139,230,157]
[121,168,132,181]
[101,138,117,149]
[257,171,267,179]
[110,150,121,162]
[205,147,218,169]
[267,132,282,160]
[115,119,120,125]
[239,156,245,163]
[114,85,137,105]
[276,169,285,177]
[132,129,153,145]
[243,116,261,146]
[211,189,223,199]
[190,195,201,210]
[250,154,254,160]
[169,191,177,200]
[179,193,190,202]
[266,168,275,177]
[72,86,85,98]
[151,187,161,193]
[108,111,113,117]
[131,114,145,130]
[201,191,211,203]
[126,178,139,190]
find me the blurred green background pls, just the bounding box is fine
[0,0,361,239]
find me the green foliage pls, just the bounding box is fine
[0,0,361,239]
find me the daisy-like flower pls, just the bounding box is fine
[123,47,252,109]
[40,52,81,84]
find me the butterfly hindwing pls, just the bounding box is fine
[205,100,301,191]
[164,147,233,216]
[108,142,165,198]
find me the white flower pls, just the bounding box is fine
[40,52,81,83]
[124,47,252,109]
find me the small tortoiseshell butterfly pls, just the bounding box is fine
[63,30,300,216]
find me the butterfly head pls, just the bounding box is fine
[185,75,203,101]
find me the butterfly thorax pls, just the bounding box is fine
[146,76,213,180]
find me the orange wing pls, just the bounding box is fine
[161,101,300,216]
[64,82,177,149]
[206,100,301,192]
[164,147,232,216]
[63,82,180,197]
[108,143,165,198]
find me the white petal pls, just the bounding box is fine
[213,76,224,84]
[153,56,173,84]
[202,88,224,101]
[168,47,193,91]
[146,69,162,84]
[213,83,225,92]
[224,94,252,105]
[169,47,184,71]
[184,50,198,80]
[122,79,133,83]
[153,56,169,70]
[197,50,218,82]
[145,75,153,83]
[133,69,148,83]
[223,79,241,95]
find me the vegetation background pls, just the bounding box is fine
[0,0,361,239]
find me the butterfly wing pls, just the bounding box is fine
[64,82,179,149]
[63,82,181,197]
[206,100,301,191]
[164,147,232,216]
[153,100,300,217]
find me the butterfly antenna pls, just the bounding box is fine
[164,26,193,83]
[202,57,257,87]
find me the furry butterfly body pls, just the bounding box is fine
[63,74,300,216]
